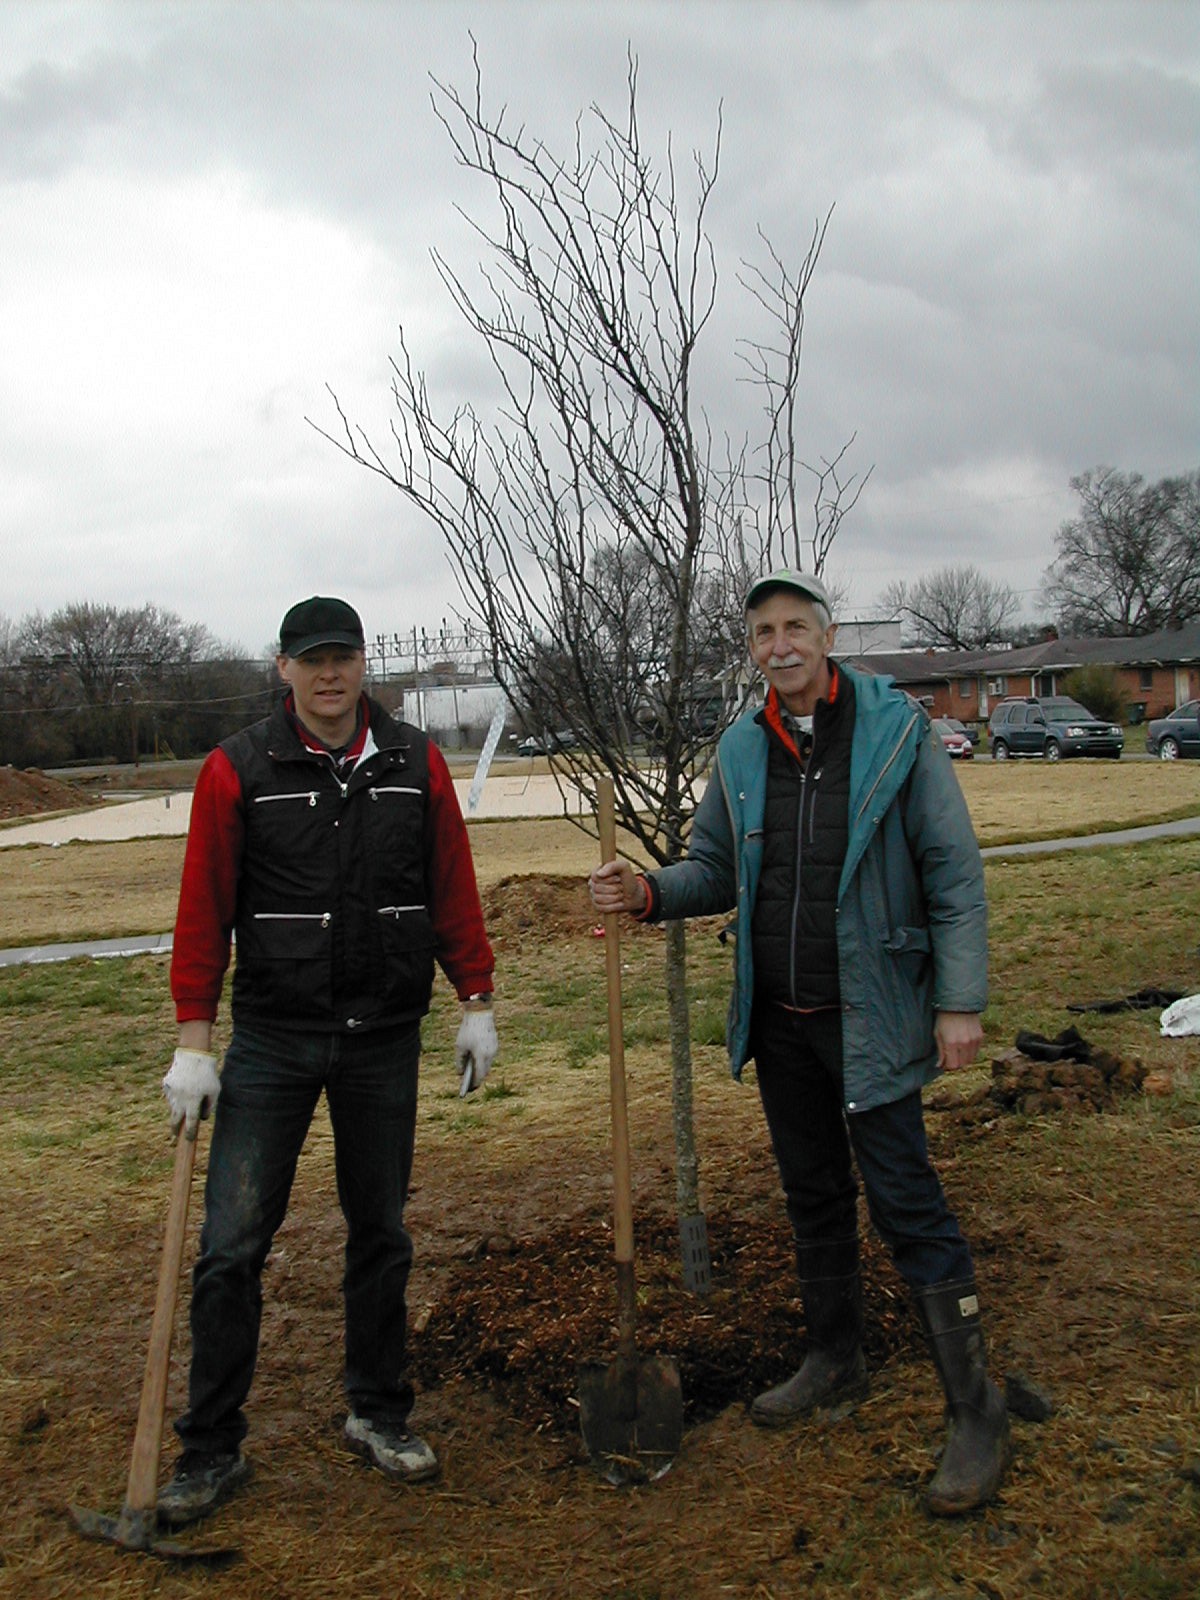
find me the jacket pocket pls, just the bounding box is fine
[880,924,933,1071]
[376,906,437,1009]
[253,791,320,809]
[245,910,332,955]
[882,924,931,956]
[376,905,437,953]
[238,911,333,1017]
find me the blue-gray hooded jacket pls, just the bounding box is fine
[648,663,987,1113]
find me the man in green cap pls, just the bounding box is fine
[591,569,1008,1515]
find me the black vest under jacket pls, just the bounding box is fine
[222,695,435,1034]
[750,676,855,1010]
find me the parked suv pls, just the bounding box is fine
[988,697,1124,761]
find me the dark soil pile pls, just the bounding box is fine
[928,1042,1149,1120]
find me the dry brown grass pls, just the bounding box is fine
[1,761,1198,949]
[956,757,1200,844]
[0,787,1198,1598]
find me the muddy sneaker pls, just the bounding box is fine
[157,1449,250,1526]
[344,1414,440,1483]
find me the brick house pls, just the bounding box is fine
[840,622,1200,730]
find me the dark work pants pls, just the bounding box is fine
[752,1003,973,1290]
[176,1020,421,1456]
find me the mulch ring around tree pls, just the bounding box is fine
[409,1205,920,1439]
[412,1029,1159,1440]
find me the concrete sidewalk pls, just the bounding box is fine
[981,813,1200,856]
[0,932,174,968]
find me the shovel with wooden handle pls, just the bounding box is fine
[578,777,684,1484]
[69,1125,238,1563]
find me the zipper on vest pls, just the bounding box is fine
[255,791,319,807]
[252,911,332,926]
[787,732,824,1007]
[788,769,807,1008]
[377,904,427,916]
[368,786,422,800]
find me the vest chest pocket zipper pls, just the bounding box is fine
[253,911,332,927]
[254,791,320,808]
[368,786,422,801]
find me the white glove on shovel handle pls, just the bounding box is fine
[455,1007,498,1097]
[162,1048,222,1139]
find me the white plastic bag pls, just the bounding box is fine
[1160,993,1200,1038]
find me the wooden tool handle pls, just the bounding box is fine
[125,1129,198,1512]
[597,778,635,1278]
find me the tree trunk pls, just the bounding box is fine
[664,918,711,1293]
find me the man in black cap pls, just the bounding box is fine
[159,596,497,1525]
[591,569,1008,1515]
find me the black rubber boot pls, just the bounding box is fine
[751,1237,869,1428]
[914,1279,1010,1515]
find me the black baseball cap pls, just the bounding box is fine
[278,596,365,657]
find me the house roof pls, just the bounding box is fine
[842,622,1200,682]
[968,622,1200,673]
[837,651,960,685]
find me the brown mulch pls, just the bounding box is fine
[0,766,97,820]
[410,1202,919,1438]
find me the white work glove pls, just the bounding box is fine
[455,1004,498,1097]
[162,1048,222,1140]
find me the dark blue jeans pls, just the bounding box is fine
[175,1020,421,1455]
[752,1003,973,1290]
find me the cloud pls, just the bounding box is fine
[0,0,1196,649]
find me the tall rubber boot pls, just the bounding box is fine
[914,1278,1010,1515]
[751,1237,869,1428]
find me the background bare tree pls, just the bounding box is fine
[879,564,1020,649]
[316,50,865,1284]
[0,602,270,768]
[1045,466,1200,636]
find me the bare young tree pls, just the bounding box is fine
[1045,466,1200,636]
[315,48,864,1285]
[879,565,1020,649]
[738,219,871,576]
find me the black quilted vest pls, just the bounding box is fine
[750,676,855,1009]
[221,696,436,1034]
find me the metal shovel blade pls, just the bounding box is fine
[68,1502,239,1565]
[577,1351,684,1485]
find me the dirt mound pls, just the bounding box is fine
[0,766,97,821]
[482,872,602,940]
[481,872,684,942]
[929,1039,1149,1122]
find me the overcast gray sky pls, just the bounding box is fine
[3,0,1197,655]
